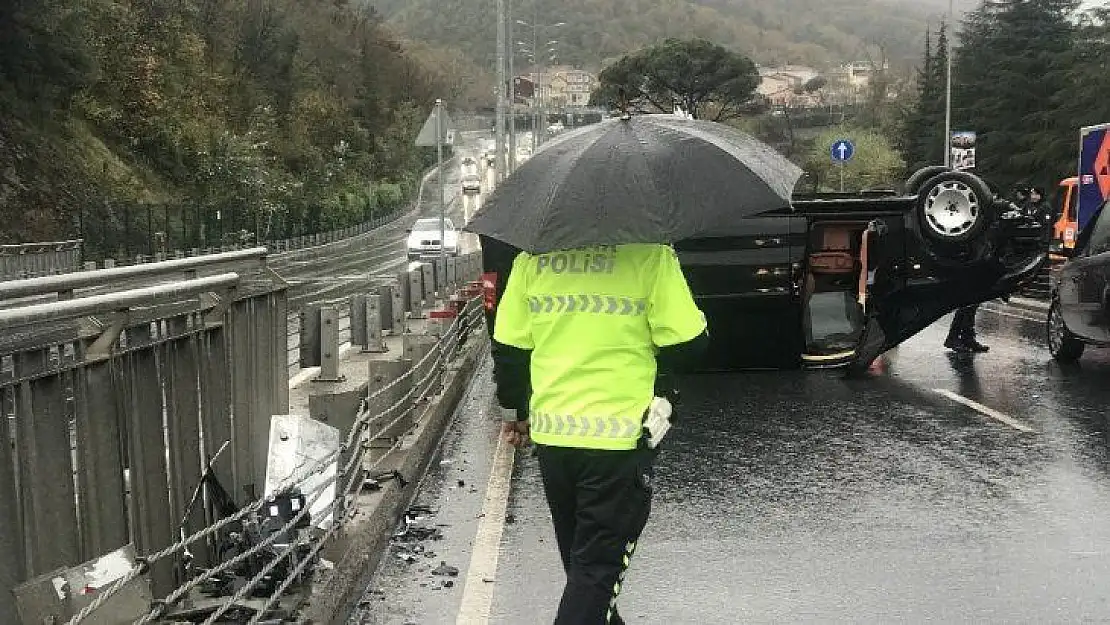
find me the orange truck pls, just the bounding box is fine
[1051,123,1110,258]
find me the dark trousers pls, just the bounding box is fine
[535,444,655,625]
[948,304,980,341]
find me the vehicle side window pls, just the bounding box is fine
[1084,205,1110,255]
[1052,186,1069,221]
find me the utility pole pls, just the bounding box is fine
[495,0,506,183]
[943,0,953,168]
[532,10,539,152]
[507,0,516,174]
[436,98,446,264]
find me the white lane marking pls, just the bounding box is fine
[456,434,517,624]
[933,388,1037,433]
[980,305,1045,323]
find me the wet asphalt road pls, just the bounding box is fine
[352,302,1110,624]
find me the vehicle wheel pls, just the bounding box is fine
[914,171,994,245]
[1047,298,1085,362]
[904,165,951,195]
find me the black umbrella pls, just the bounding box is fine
[464,114,802,253]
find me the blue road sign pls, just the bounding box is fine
[831,139,855,163]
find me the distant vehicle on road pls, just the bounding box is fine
[1047,201,1110,362]
[461,173,482,194]
[480,166,1048,372]
[407,217,459,260]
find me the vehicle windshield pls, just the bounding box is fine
[413,218,454,232]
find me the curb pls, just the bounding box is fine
[302,335,487,625]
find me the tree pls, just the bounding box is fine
[592,38,760,121]
[804,128,905,192]
[899,22,948,173]
[1058,5,1110,135]
[952,0,1080,189]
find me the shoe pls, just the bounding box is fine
[966,339,990,353]
[945,337,971,352]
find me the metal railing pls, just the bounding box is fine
[0,240,83,280]
[0,270,290,625]
[0,250,486,624]
[57,263,485,624]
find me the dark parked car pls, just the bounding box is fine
[481,167,1048,373]
[1047,201,1110,362]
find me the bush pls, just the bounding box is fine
[374,183,405,215]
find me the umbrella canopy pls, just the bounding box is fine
[464,115,802,253]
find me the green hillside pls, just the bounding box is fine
[368,0,959,70]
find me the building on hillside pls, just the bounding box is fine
[757,65,824,108]
[520,66,597,108]
[830,62,888,90]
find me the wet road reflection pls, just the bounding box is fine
[487,307,1110,623]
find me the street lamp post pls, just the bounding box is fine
[507,0,516,174]
[943,0,954,167]
[516,13,564,152]
[495,0,506,183]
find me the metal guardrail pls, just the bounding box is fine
[0,248,266,300]
[53,255,485,625]
[0,240,83,281]
[0,269,289,625]
[0,273,241,327]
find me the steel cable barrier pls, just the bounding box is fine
[64,297,484,624]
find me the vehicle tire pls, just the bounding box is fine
[1047,298,1085,363]
[914,171,994,245]
[904,165,951,195]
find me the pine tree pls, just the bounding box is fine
[1058,6,1110,138]
[900,22,948,173]
[953,0,1081,189]
[924,22,949,168]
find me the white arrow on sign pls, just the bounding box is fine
[831,138,855,163]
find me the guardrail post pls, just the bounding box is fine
[404,333,441,399]
[434,258,447,297]
[391,281,406,333]
[469,252,481,282]
[299,303,322,368]
[103,259,115,269]
[364,359,413,469]
[447,256,458,291]
[83,261,96,271]
[377,284,396,334]
[314,306,344,382]
[407,267,425,319]
[362,294,386,353]
[420,262,434,303]
[395,272,411,329]
[350,294,367,349]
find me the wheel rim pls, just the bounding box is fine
[1048,302,1066,354]
[924,181,980,238]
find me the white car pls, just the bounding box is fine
[461,173,481,194]
[407,217,459,260]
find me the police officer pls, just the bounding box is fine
[492,243,708,625]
